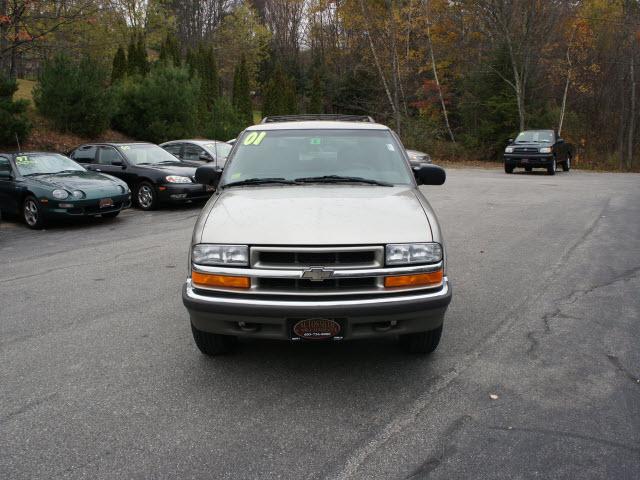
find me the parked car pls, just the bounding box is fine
[183,114,451,356]
[69,142,214,210]
[0,152,131,229]
[406,149,432,168]
[160,139,233,168]
[504,129,574,175]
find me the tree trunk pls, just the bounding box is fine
[0,0,6,75]
[558,27,576,137]
[388,0,402,133]
[627,59,635,169]
[425,0,454,142]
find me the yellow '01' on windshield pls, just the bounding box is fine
[243,132,266,146]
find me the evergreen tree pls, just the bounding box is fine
[159,33,181,67]
[262,63,297,117]
[111,46,127,83]
[308,68,323,114]
[195,44,219,111]
[136,35,149,76]
[0,76,31,146]
[126,39,137,76]
[232,55,253,126]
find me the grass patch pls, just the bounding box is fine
[15,79,36,104]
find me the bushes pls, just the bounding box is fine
[112,65,200,143]
[0,77,31,146]
[34,54,113,137]
[206,97,246,140]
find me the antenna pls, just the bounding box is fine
[15,133,21,152]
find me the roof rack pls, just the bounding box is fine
[261,114,376,124]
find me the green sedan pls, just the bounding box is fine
[0,152,131,229]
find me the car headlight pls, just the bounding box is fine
[386,243,442,266]
[166,175,193,183]
[505,146,514,153]
[71,190,85,199]
[539,147,552,153]
[52,189,69,200]
[192,244,249,266]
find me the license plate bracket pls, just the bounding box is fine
[99,198,114,208]
[288,318,345,341]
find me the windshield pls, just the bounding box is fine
[15,154,85,176]
[515,130,554,143]
[119,144,179,165]
[222,129,412,186]
[204,143,232,159]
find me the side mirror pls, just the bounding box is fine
[508,138,514,144]
[195,164,223,188]
[199,152,213,162]
[111,160,124,166]
[557,138,564,143]
[414,164,446,186]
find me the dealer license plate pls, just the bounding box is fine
[99,198,114,208]
[289,318,344,341]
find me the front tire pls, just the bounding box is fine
[525,166,532,172]
[191,324,237,356]
[504,164,514,174]
[399,324,443,354]
[562,155,571,172]
[136,181,157,210]
[547,158,556,176]
[23,196,45,229]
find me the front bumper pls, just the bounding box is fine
[183,277,452,340]
[43,194,131,217]
[504,154,553,168]
[158,183,213,203]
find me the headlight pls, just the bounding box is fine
[166,175,192,183]
[539,147,552,153]
[192,244,249,266]
[505,146,514,153]
[52,189,69,200]
[71,190,85,199]
[386,243,442,266]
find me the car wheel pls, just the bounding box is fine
[525,166,532,172]
[23,196,45,229]
[547,158,556,176]
[136,182,157,210]
[191,324,237,356]
[101,211,120,219]
[399,324,443,354]
[504,164,514,174]
[562,155,571,172]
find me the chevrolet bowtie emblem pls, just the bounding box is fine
[301,267,335,282]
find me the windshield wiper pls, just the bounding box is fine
[294,175,393,187]
[22,172,48,176]
[223,177,300,188]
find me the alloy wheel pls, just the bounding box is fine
[24,199,38,227]
[137,185,154,209]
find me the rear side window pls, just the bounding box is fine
[183,144,205,161]
[98,147,122,165]
[72,146,97,163]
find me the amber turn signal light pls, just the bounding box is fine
[384,270,443,288]
[192,271,250,289]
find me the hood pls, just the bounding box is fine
[511,142,552,149]
[29,171,125,190]
[200,185,432,245]
[137,161,198,176]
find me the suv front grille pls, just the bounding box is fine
[251,246,383,270]
[257,277,377,291]
[513,147,539,154]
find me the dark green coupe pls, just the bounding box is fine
[0,152,131,229]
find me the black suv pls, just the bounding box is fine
[504,130,574,175]
[69,142,214,210]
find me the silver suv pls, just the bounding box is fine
[182,115,451,355]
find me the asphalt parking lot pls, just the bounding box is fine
[1,168,639,479]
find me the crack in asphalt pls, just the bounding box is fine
[484,425,640,454]
[0,393,58,425]
[606,355,640,385]
[404,415,472,479]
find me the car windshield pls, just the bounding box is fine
[15,154,85,176]
[515,130,554,143]
[222,129,412,186]
[119,144,179,165]
[204,143,232,159]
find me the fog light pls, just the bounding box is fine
[192,272,250,289]
[59,203,74,208]
[170,193,187,199]
[384,270,443,288]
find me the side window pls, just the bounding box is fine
[163,143,182,157]
[183,144,206,162]
[0,157,12,177]
[98,147,123,165]
[72,146,97,164]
